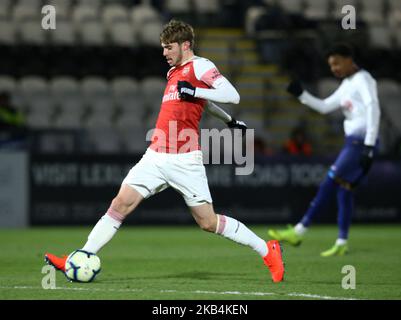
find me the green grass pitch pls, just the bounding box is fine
[0,225,400,300]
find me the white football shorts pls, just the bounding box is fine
[122,148,213,207]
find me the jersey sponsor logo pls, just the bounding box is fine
[168,84,176,93]
[162,91,180,102]
[162,84,180,102]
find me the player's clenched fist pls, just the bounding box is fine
[286,79,304,98]
[360,145,374,173]
[177,80,196,100]
[226,117,248,136]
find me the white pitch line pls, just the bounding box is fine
[287,292,357,300]
[10,286,143,293]
[0,286,358,300]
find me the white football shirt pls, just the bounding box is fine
[299,69,381,146]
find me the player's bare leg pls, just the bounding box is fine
[109,183,144,216]
[189,202,218,232]
[45,184,144,271]
[189,203,284,282]
[81,184,144,253]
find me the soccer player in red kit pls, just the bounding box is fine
[45,20,284,283]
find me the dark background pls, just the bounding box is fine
[0,0,400,226]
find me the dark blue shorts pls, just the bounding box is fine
[328,135,379,184]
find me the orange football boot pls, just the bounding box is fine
[44,253,68,272]
[263,240,285,283]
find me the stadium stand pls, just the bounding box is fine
[0,0,399,155]
[81,76,114,128]
[0,75,16,94]
[280,0,304,15]
[111,77,144,129]
[19,76,53,128]
[49,19,76,45]
[303,0,331,21]
[360,0,385,24]
[50,76,85,129]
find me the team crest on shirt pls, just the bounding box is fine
[182,66,190,76]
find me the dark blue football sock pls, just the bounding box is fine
[337,187,354,240]
[300,176,338,227]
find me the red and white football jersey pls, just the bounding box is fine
[150,56,223,153]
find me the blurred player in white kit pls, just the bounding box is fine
[269,43,381,256]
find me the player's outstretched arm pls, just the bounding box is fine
[177,58,240,104]
[178,77,240,104]
[205,100,232,122]
[195,76,240,104]
[287,79,341,114]
[205,101,247,135]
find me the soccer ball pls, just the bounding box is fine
[65,250,101,283]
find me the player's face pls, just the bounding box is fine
[162,42,184,66]
[328,55,354,79]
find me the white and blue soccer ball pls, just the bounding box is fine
[65,250,101,283]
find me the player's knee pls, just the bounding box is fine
[110,196,131,216]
